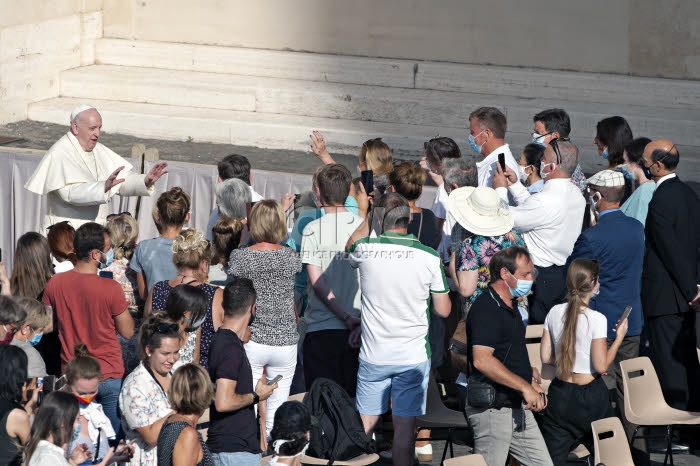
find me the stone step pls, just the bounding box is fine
[27,97,700,178]
[60,65,700,146]
[95,38,700,110]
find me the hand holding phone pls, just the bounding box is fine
[360,170,374,197]
[498,153,506,171]
[620,305,632,322]
[267,375,283,385]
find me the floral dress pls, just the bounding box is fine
[119,362,171,466]
[105,257,141,374]
[456,229,528,319]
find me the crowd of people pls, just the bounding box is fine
[0,103,698,466]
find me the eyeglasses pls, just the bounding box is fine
[549,137,570,165]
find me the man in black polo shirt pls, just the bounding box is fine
[208,277,278,466]
[465,247,552,466]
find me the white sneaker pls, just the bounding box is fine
[415,444,433,462]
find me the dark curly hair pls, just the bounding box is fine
[270,401,312,457]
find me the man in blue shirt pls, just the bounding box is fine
[566,169,644,438]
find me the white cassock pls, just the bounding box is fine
[25,131,154,231]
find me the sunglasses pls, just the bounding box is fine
[156,323,180,334]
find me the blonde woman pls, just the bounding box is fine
[145,229,224,369]
[228,200,302,438]
[540,259,628,465]
[105,213,141,373]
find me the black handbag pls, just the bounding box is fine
[466,344,511,409]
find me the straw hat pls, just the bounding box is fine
[448,187,514,236]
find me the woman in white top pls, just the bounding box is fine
[26,391,116,466]
[540,259,628,466]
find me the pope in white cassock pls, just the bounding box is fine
[25,105,168,231]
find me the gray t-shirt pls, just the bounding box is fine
[11,339,47,377]
[300,211,363,333]
[129,237,177,293]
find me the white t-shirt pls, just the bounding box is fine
[544,303,608,374]
[431,184,455,262]
[348,232,449,365]
[300,211,363,332]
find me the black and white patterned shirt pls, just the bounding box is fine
[228,247,302,346]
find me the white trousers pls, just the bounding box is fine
[244,340,297,438]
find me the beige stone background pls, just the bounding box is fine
[1,0,699,125]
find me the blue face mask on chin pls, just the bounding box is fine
[468,134,482,155]
[620,164,635,180]
[29,331,43,346]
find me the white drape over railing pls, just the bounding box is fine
[1,149,435,272]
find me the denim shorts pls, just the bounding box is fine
[212,451,262,466]
[355,359,430,417]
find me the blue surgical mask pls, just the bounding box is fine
[620,164,635,180]
[468,134,482,155]
[72,423,81,442]
[602,148,609,159]
[531,132,547,147]
[508,273,533,298]
[29,331,43,346]
[99,248,114,269]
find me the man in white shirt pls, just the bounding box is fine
[25,105,168,231]
[467,107,520,188]
[346,193,451,466]
[492,138,585,324]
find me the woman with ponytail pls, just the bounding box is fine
[539,258,628,465]
[265,401,311,466]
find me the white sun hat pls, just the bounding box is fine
[448,186,514,237]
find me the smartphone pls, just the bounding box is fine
[0,247,2,262]
[54,374,67,391]
[99,270,114,279]
[245,201,257,220]
[540,392,547,405]
[267,375,283,385]
[360,170,374,195]
[620,305,633,322]
[498,153,506,171]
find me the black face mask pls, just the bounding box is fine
[248,312,255,326]
[641,163,653,180]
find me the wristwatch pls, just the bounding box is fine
[252,391,260,405]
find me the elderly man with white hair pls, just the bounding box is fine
[25,105,168,230]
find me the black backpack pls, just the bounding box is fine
[303,378,375,464]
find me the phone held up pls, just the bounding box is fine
[498,153,506,171]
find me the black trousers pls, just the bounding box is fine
[540,377,612,466]
[646,311,700,411]
[528,264,567,325]
[303,329,360,397]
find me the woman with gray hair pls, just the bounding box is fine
[216,178,252,219]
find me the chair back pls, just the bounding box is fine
[619,356,666,425]
[525,324,544,339]
[444,453,488,465]
[525,324,553,393]
[591,417,635,466]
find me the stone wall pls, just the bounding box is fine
[102,0,700,81]
[0,0,103,124]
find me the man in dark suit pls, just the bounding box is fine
[641,139,700,413]
[567,169,645,438]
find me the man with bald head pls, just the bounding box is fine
[492,138,586,323]
[641,139,700,412]
[25,105,167,230]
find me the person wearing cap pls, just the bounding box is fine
[641,139,700,415]
[565,169,645,440]
[265,401,311,466]
[346,193,451,466]
[492,139,586,324]
[25,105,168,231]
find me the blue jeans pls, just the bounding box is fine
[212,452,262,466]
[96,377,123,435]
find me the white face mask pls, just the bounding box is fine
[272,434,310,459]
[518,165,532,183]
[540,161,555,179]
